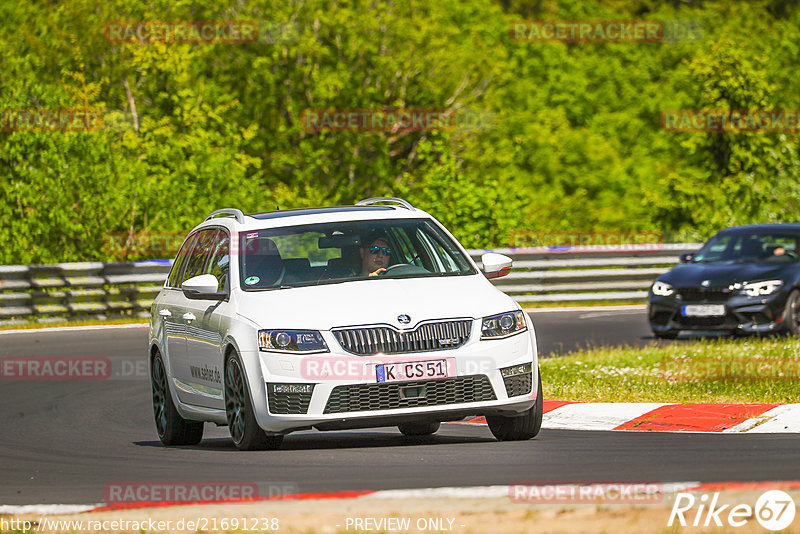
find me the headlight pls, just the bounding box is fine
[258,330,328,353]
[741,280,783,297]
[652,281,674,296]
[481,310,527,339]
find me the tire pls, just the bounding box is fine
[487,368,543,441]
[151,352,204,446]
[398,421,441,436]
[780,289,800,337]
[224,351,284,451]
[653,329,679,340]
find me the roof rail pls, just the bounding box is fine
[205,208,246,224]
[355,197,415,210]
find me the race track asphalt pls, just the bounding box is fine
[1,308,797,505]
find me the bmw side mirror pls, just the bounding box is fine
[181,274,226,300]
[481,253,512,279]
[679,252,695,263]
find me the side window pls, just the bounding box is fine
[389,228,420,265]
[205,231,230,292]
[702,235,732,261]
[167,233,198,288]
[180,229,218,285]
[420,229,459,272]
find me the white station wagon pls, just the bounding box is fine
[149,197,542,450]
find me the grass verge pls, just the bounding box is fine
[0,317,147,331]
[522,299,645,308]
[541,337,800,403]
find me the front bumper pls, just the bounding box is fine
[248,323,539,433]
[648,290,790,334]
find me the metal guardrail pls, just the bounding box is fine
[0,261,172,325]
[0,244,701,325]
[467,243,700,303]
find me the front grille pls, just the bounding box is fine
[267,384,314,414]
[503,372,532,397]
[676,287,731,302]
[677,315,728,327]
[332,319,472,355]
[323,374,495,414]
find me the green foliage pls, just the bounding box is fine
[1,0,799,262]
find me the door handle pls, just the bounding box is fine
[182,313,196,322]
[158,309,172,317]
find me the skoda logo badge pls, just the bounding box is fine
[701,280,711,287]
[398,314,411,325]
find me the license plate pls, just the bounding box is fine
[376,359,453,383]
[681,304,725,317]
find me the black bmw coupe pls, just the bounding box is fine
[648,224,800,338]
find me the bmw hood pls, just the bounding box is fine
[234,274,517,330]
[659,262,787,287]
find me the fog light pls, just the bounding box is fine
[501,362,532,378]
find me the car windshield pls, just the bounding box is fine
[238,218,477,289]
[692,231,800,264]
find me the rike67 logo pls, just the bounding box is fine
[669,490,796,531]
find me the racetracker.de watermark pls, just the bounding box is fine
[104,232,186,258]
[104,20,297,45]
[105,21,257,44]
[509,20,703,43]
[104,481,298,505]
[509,230,663,250]
[300,108,495,133]
[299,356,499,381]
[661,109,800,133]
[509,482,665,504]
[660,357,800,381]
[0,109,103,132]
[0,357,149,381]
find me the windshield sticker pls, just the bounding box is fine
[244,276,260,285]
[246,232,259,239]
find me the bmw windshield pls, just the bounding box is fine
[238,218,477,289]
[692,231,800,264]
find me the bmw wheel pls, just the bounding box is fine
[781,289,800,337]
[151,352,204,446]
[224,351,284,451]
[487,368,543,441]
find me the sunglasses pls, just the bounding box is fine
[369,246,393,256]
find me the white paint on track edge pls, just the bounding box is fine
[542,402,669,431]
[0,483,706,515]
[0,504,100,514]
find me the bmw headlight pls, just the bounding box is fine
[651,281,674,296]
[258,330,328,353]
[741,280,783,297]
[481,310,527,339]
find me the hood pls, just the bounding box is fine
[234,274,516,330]
[661,262,788,287]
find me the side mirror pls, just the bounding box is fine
[481,253,512,279]
[181,274,226,300]
[679,252,695,263]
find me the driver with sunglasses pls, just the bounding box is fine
[360,234,393,277]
